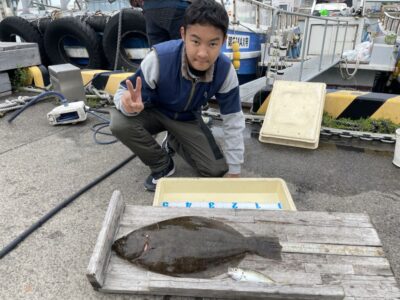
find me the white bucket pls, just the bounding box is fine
[393,128,400,167]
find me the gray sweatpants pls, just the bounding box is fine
[110,108,228,176]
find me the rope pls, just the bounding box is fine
[339,57,360,80]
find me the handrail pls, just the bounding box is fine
[231,0,352,82]
[381,11,400,34]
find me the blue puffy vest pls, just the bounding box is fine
[147,39,234,121]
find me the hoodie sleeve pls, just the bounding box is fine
[215,64,245,174]
[113,50,159,116]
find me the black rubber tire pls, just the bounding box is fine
[44,17,103,69]
[0,16,49,65]
[102,9,147,70]
[30,17,52,35]
[85,15,108,32]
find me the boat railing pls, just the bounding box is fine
[381,11,400,35]
[231,0,350,82]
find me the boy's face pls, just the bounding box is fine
[181,24,226,71]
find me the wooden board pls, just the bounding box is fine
[0,72,11,93]
[87,190,400,299]
[0,42,40,72]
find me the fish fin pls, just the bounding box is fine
[248,236,282,260]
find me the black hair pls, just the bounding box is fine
[183,0,229,37]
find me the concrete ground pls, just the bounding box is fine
[1,94,400,299]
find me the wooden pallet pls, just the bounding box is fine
[0,72,11,96]
[0,42,41,72]
[87,190,400,299]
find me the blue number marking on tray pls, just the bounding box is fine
[232,202,238,209]
[255,202,261,209]
[162,202,169,207]
[278,202,282,209]
[209,202,215,208]
[185,202,192,208]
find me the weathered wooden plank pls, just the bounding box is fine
[233,224,380,246]
[342,281,400,298]
[121,206,373,228]
[0,42,38,50]
[118,220,380,247]
[282,253,390,265]
[305,263,354,275]
[102,271,345,300]
[86,190,125,289]
[109,253,323,285]
[322,274,400,298]
[234,253,392,276]
[0,72,11,93]
[0,90,11,97]
[351,264,394,276]
[325,255,390,266]
[282,242,384,257]
[0,45,41,71]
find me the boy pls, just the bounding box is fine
[110,0,245,191]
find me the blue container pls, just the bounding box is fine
[222,28,264,76]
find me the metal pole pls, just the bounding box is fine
[340,21,348,60]
[233,0,237,25]
[331,20,340,63]
[256,5,260,29]
[266,9,278,86]
[318,20,328,71]
[299,16,310,81]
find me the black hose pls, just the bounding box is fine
[8,91,67,123]
[0,154,136,259]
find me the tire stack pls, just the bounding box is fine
[0,9,148,71]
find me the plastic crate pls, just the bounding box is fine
[153,177,296,211]
[259,81,326,149]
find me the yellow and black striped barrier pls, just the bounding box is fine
[324,89,400,124]
[256,88,400,124]
[80,70,134,95]
[27,66,133,95]
[27,65,50,88]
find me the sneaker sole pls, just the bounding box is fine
[144,165,176,192]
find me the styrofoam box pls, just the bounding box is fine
[259,80,326,149]
[153,177,296,211]
[370,43,397,67]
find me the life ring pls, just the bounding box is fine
[44,17,104,69]
[102,9,148,70]
[0,16,49,65]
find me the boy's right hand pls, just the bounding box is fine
[121,77,144,114]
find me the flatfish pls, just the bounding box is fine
[112,216,282,277]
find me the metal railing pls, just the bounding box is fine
[381,11,400,35]
[231,0,299,31]
[230,0,350,82]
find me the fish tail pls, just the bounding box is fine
[247,236,282,260]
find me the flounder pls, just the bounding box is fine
[112,216,282,277]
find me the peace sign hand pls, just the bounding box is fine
[121,77,144,114]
